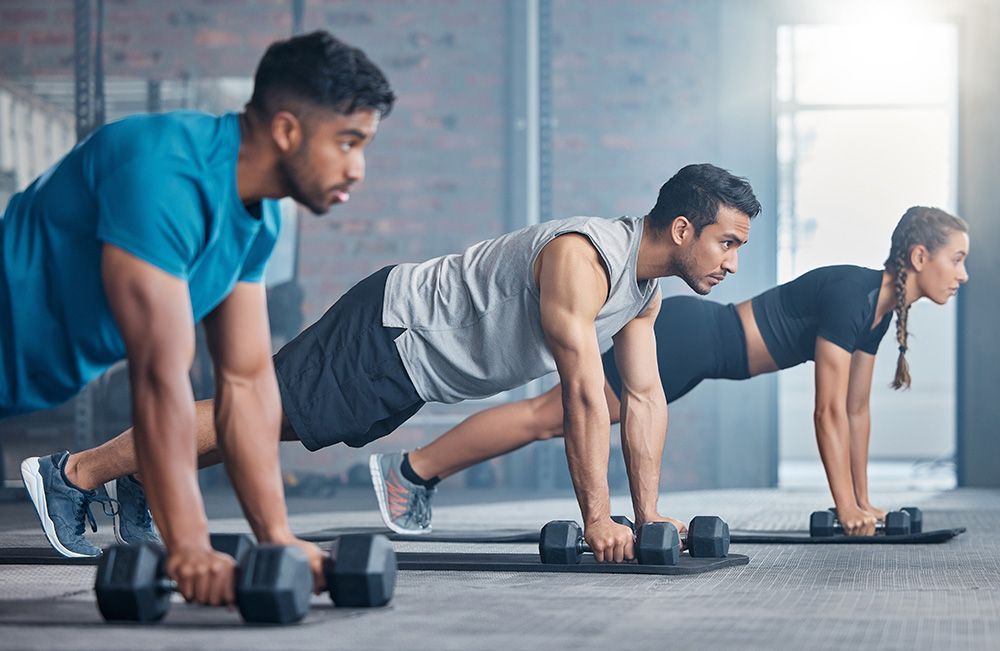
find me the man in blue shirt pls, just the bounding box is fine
[5,31,394,606]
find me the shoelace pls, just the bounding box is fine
[408,488,434,528]
[74,493,119,536]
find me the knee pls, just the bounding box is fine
[527,393,564,440]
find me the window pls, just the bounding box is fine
[776,23,959,488]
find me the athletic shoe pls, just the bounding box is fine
[20,452,113,558]
[369,451,434,534]
[104,475,161,546]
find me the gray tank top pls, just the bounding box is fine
[382,215,659,403]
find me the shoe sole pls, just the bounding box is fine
[103,479,127,545]
[20,457,96,558]
[368,454,432,536]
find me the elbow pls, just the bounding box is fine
[813,403,847,434]
[561,380,605,413]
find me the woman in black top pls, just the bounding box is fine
[393,206,969,537]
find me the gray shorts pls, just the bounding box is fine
[273,266,425,451]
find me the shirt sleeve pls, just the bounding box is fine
[237,199,282,283]
[816,280,870,354]
[94,162,206,279]
[858,313,893,355]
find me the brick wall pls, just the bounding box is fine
[0,0,730,489]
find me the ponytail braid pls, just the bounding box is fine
[891,248,911,389]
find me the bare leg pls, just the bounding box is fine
[63,399,302,491]
[409,381,621,480]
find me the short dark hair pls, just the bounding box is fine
[647,164,761,234]
[249,31,395,119]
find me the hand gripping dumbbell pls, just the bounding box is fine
[210,532,397,608]
[95,542,312,624]
[539,519,681,565]
[610,515,731,558]
[323,534,397,607]
[811,509,911,537]
[823,506,923,532]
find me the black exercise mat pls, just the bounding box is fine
[388,551,749,575]
[0,547,98,565]
[300,525,967,545]
[300,526,536,544]
[729,528,966,544]
[0,546,747,574]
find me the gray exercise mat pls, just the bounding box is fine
[387,551,749,575]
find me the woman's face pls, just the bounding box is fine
[914,230,970,305]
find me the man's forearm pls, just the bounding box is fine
[619,392,667,523]
[561,384,613,525]
[214,373,293,543]
[130,372,209,553]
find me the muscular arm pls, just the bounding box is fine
[845,350,877,512]
[814,337,874,534]
[101,244,207,554]
[537,235,613,528]
[611,293,667,525]
[202,282,293,544]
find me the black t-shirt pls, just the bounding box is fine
[751,265,892,369]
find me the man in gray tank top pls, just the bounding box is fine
[57,163,760,564]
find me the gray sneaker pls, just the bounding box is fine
[104,475,161,546]
[20,452,113,558]
[369,451,434,534]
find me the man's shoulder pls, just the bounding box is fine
[90,111,232,170]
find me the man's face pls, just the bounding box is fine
[673,204,751,295]
[278,108,380,215]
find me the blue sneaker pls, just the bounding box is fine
[104,475,161,546]
[20,452,114,558]
[369,451,435,534]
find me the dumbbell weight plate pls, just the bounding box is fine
[687,516,730,558]
[95,542,171,623]
[326,534,397,607]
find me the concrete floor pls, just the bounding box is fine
[1,485,998,650]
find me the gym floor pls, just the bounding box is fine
[1,486,998,650]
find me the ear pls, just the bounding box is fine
[271,110,303,154]
[909,244,929,271]
[670,216,693,246]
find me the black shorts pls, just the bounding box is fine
[274,266,425,451]
[603,295,750,403]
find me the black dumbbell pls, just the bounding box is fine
[95,542,312,624]
[323,534,397,607]
[538,519,680,565]
[211,533,396,607]
[812,509,911,537]
[209,533,255,562]
[901,507,923,533]
[610,515,730,558]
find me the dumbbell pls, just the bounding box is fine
[901,507,923,533]
[95,542,312,624]
[212,533,397,607]
[825,506,923,532]
[539,519,680,565]
[209,533,255,562]
[609,515,731,558]
[323,534,397,607]
[811,509,911,537]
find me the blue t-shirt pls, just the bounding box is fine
[0,111,281,417]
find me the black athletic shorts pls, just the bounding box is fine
[274,266,425,451]
[603,295,750,403]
